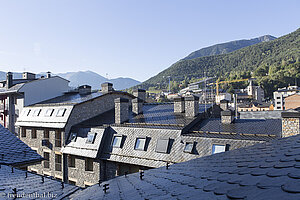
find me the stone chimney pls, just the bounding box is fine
[101,82,114,93]
[184,95,199,117]
[221,110,234,124]
[133,89,146,102]
[78,85,91,95]
[22,72,36,80]
[115,98,129,124]
[174,97,185,113]
[281,111,300,137]
[132,98,143,115]
[46,71,51,78]
[220,99,229,111]
[6,72,13,89]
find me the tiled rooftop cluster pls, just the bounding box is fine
[70,134,300,199]
[0,124,42,166]
[0,165,79,199]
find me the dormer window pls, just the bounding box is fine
[184,142,195,153]
[56,108,66,117]
[156,138,170,154]
[134,137,146,151]
[45,109,54,117]
[86,132,96,144]
[112,136,123,148]
[70,133,77,142]
[33,109,41,117]
[212,144,230,154]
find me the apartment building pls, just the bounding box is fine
[273,85,300,110]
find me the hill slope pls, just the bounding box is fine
[183,35,276,60]
[139,28,300,97]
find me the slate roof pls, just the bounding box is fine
[0,125,42,166]
[190,118,282,137]
[77,103,211,129]
[70,134,300,200]
[0,83,25,95]
[0,165,80,199]
[36,91,104,105]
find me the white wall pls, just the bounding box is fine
[19,77,70,106]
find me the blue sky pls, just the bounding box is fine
[0,0,299,82]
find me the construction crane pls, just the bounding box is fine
[209,78,253,96]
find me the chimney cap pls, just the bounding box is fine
[174,97,184,102]
[78,85,91,89]
[221,110,234,116]
[101,82,113,86]
[132,98,143,103]
[133,88,146,92]
[184,95,199,101]
[115,98,129,103]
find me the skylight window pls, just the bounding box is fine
[56,108,66,117]
[212,144,230,154]
[112,136,122,148]
[45,109,54,117]
[134,138,146,151]
[86,132,96,144]
[70,133,77,142]
[184,142,194,153]
[155,138,170,153]
[33,109,41,117]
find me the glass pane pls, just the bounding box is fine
[212,145,226,154]
[184,143,193,152]
[113,136,122,147]
[135,138,146,150]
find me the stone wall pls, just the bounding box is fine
[20,127,65,181]
[282,117,300,137]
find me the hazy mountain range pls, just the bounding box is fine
[0,70,140,90]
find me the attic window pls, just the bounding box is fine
[26,109,31,116]
[70,133,77,142]
[45,109,54,117]
[134,137,146,151]
[212,144,230,154]
[112,136,122,148]
[56,108,66,117]
[86,132,96,144]
[155,138,170,154]
[184,142,194,153]
[33,109,41,117]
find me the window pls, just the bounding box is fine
[212,144,230,154]
[33,109,41,117]
[276,101,281,104]
[26,109,31,116]
[21,128,26,137]
[44,130,49,139]
[55,154,62,171]
[155,138,170,153]
[56,108,66,117]
[184,142,194,153]
[43,152,50,168]
[112,136,122,148]
[31,128,37,139]
[277,97,280,99]
[241,109,243,111]
[86,132,96,144]
[85,158,93,171]
[68,155,75,168]
[70,133,77,142]
[277,107,281,109]
[45,109,54,117]
[55,131,62,147]
[134,138,146,151]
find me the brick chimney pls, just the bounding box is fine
[101,82,114,94]
[133,89,146,102]
[132,98,143,115]
[184,95,199,117]
[78,85,91,95]
[221,110,234,124]
[6,72,13,89]
[115,98,129,124]
[174,97,185,113]
[281,111,300,137]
